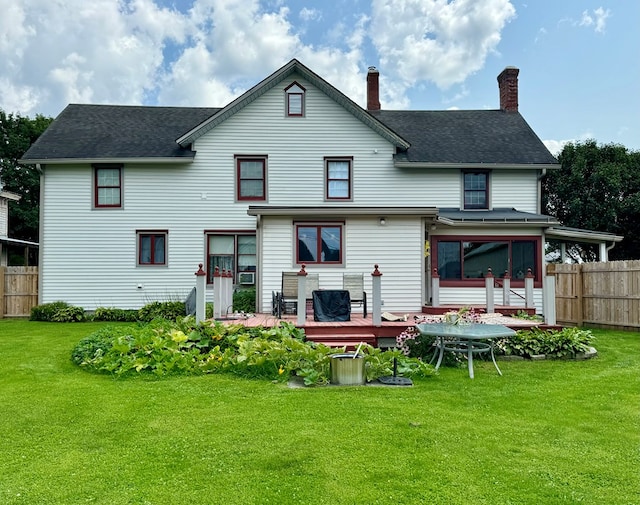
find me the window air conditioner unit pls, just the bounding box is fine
[238,272,255,285]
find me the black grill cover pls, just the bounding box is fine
[312,290,351,322]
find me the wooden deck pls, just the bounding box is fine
[217,310,546,349]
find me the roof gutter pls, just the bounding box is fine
[19,157,195,166]
[394,161,560,170]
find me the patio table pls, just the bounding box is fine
[415,323,516,379]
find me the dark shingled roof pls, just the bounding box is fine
[22,104,221,161]
[370,109,558,165]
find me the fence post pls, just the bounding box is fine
[525,268,534,309]
[194,264,206,323]
[502,271,511,306]
[431,267,440,307]
[485,268,494,313]
[297,264,308,326]
[543,274,556,326]
[213,267,222,319]
[0,266,5,319]
[372,264,382,327]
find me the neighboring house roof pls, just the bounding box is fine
[20,105,220,164]
[545,226,623,244]
[371,110,559,166]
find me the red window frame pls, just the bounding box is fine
[236,156,266,201]
[94,165,122,208]
[295,223,344,265]
[137,231,167,266]
[284,81,305,117]
[325,157,353,200]
[463,171,489,209]
[431,235,542,288]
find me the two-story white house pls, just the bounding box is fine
[20,59,620,314]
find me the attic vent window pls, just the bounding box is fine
[285,82,305,117]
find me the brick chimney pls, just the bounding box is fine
[367,66,381,111]
[497,66,519,112]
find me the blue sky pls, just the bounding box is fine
[1,0,637,153]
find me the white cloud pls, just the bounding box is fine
[543,131,595,156]
[369,0,516,102]
[299,7,321,22]
[579,7,610,33]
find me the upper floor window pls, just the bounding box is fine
[236,156,266,201]
[296,223,343,265]
[463,171,489,209]
[94,165,122,208]
[137,231,167,266]
[325,158,352,200]
[284,82,305,117]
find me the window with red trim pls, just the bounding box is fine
[285,82,305,117]
[138,231,167,266]
[94,165,122,208]
[325,158,352,200]
[236,157,266,201]
[463,171,489,209]
[296,224,343,264]
[433,236,540,285]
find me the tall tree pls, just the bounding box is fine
[0,110,53,242]
[543,140,640,261]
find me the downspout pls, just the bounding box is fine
[605,241,617,262]
[537,168,547,215]
[36,163,44,304]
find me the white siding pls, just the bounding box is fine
[259,215,425,313]
[438,287,544,314]
[40,71,545,310]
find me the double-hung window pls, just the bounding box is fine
[94,164,122,208]
[137,231,167,266]
[207,233,257,284]
[463,171,489,209]
[325,158,352,200]
[236,157,266,201]
[296,223,343,265]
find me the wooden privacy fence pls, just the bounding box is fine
[0,266,38,318]
[547,260,640,329]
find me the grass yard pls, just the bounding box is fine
[0,320,638,505]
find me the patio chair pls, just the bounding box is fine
[342,273,367,318]
[272,271,319,318]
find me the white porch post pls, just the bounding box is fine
[431,268,440,307]
[525,268,534,309]
[297,264,307,327]
[213,267,222,319]
[543,274,557,325]
[485,268,495,313]
[599,242,608,262]
[223,269,233,316]
[372,264,382,327]
[194,264,206,323]
[502,271,511,306]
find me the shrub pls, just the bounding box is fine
[232,287,256,313]
[93,307,139,322]
[30,301,85,322]
[495,327,594,359]
[137,301,186,322]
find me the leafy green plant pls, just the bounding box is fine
[30,301,86,322]
[137,301,186,321]
[495,327,594,359]
[93,307,139,322]
[232,287,256,313]
[512,310,543,322]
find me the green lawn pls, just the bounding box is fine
[1,320,638,505]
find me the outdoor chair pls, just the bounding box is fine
[342,273,367,318]
[272,271,319,318]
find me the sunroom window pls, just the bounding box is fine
[296,224,343,264]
